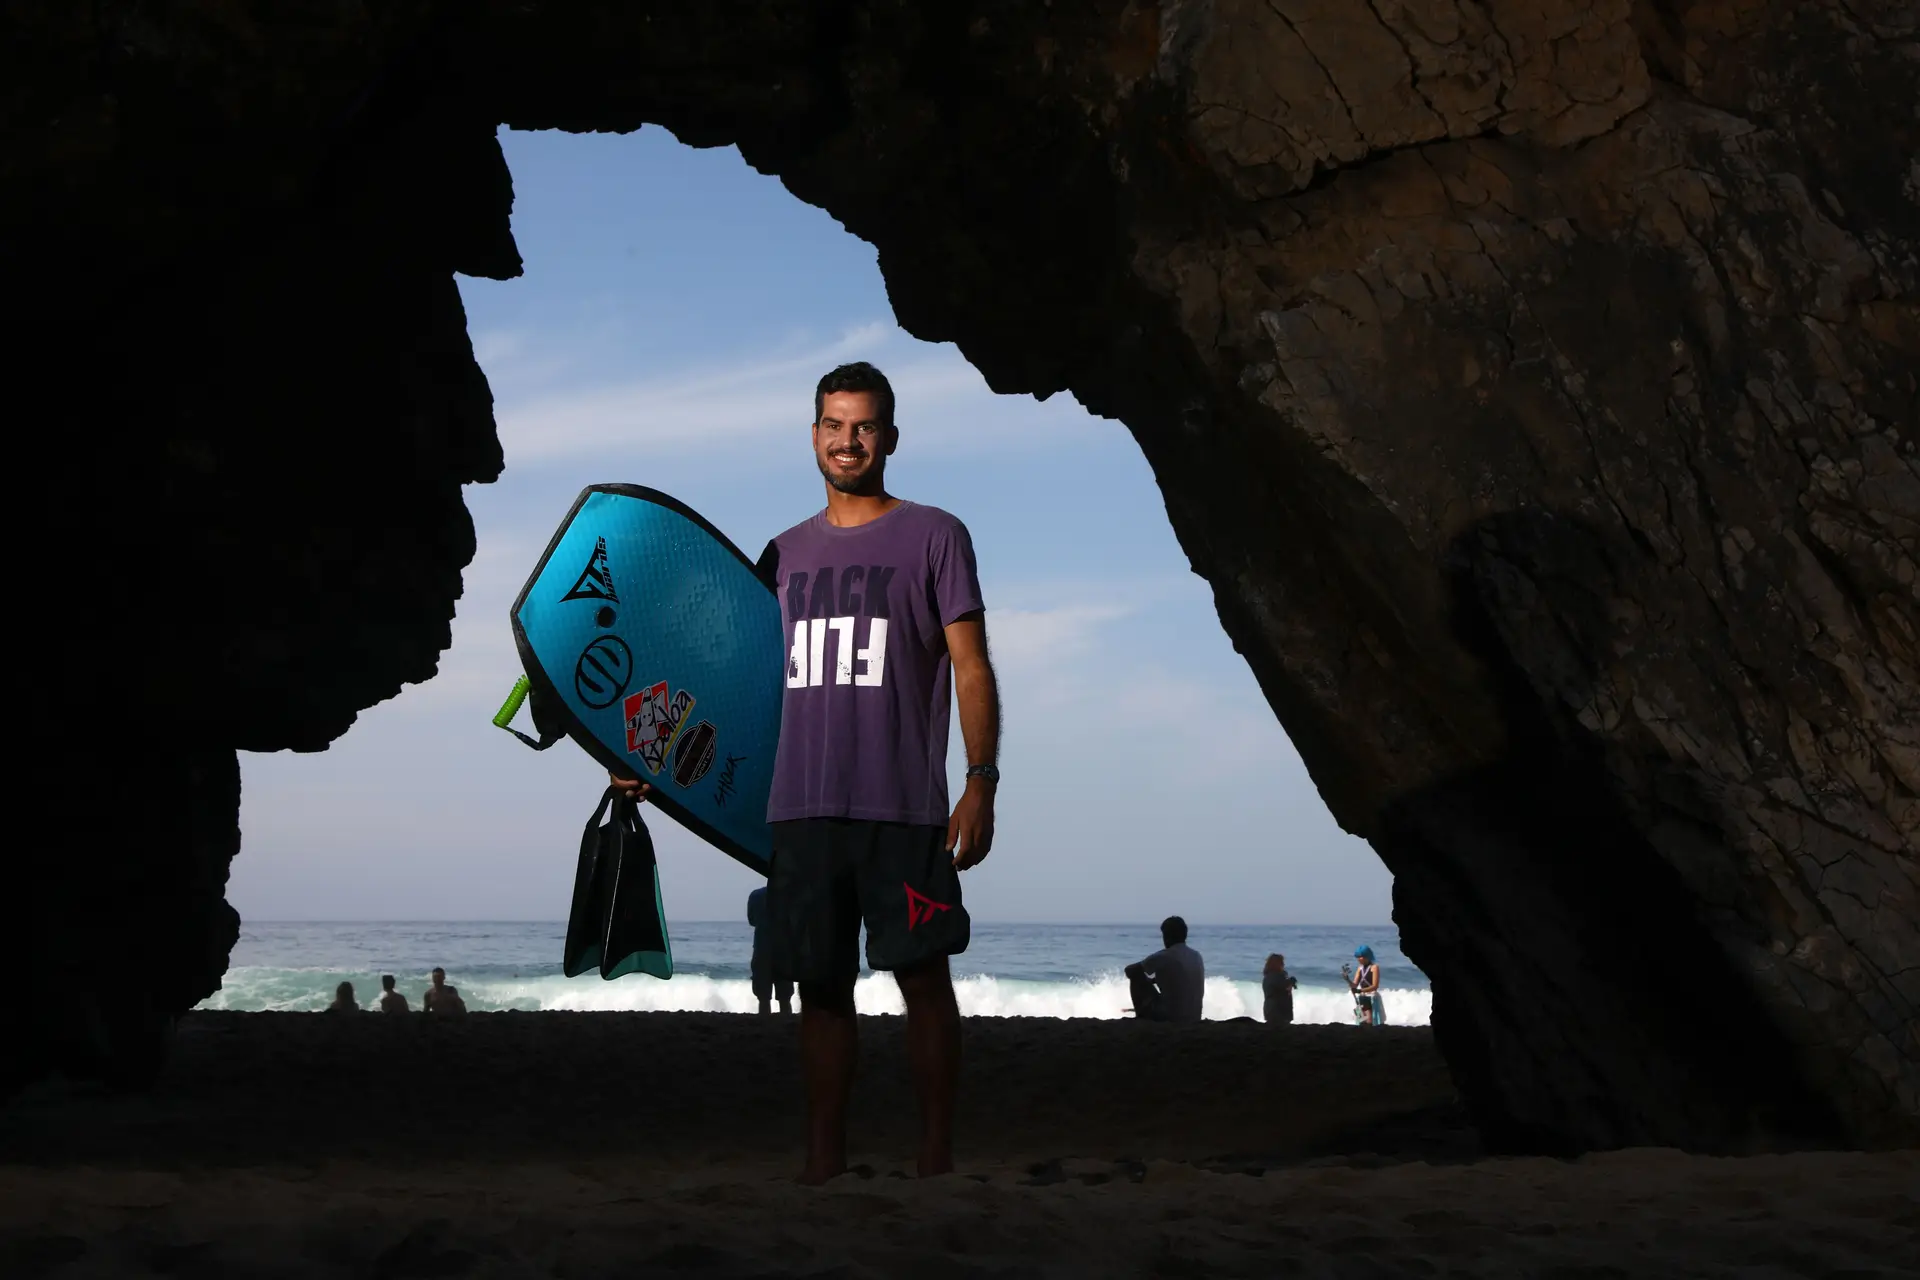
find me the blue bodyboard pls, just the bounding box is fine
[511,486,782,873]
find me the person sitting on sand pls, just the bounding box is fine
[1262,953,1298,1026]
[326,981,359,1013]
[747,887,794,1016]
[1345,946,1386,1026]
[375,973,409,1013]
[1124,916,1205,1022]
[422,967,467,1015]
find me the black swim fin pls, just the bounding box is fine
[564,787,673,981]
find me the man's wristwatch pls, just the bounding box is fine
[965,763,1000,785]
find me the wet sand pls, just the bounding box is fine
[2,1012,1912,1277]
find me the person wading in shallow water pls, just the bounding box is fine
[375,973,409,1013]
[615,361,1001,1182]
[422,967,467,1015]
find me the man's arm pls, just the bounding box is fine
[1126,949,1165,982]
[944,610,999,870]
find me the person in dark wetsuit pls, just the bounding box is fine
[747,886,793,1014]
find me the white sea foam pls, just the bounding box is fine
[200,967,1431,1025]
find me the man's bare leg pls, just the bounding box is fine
[798,978,857,1184]
[894,956,961,1176]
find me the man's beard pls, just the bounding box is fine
[819,452,881,494]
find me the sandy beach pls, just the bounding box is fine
[3,1012,1912,1277]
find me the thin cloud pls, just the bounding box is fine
[470,327,588,392]
[495,323,898,463]
[471,329,528,367]
[988,603,1136,672]
[490,321,1094,466]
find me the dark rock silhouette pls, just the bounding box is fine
[8,1,1912,1149]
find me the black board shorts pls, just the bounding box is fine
[766,817,971,984]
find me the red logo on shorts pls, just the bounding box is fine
[904,883,951,931]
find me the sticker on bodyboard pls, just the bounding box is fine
[624,680,696,775]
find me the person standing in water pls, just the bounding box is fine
[1345,946,1386,1025]
[614,362,1001,1182]
[1261,953,1298,1025]
[375,974,410,1013]
[747,886,793,1015]
[422,967,467,1015]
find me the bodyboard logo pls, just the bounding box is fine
[573,636,633,709]
[561,536,619,603]
[623,680,696,775]
[672,720,718,788]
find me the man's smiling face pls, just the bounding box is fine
[813,389,896,494]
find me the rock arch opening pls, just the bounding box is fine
[12,1,1913,1149]
[230,124,1392,944]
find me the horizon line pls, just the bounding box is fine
[235,918,1400,929]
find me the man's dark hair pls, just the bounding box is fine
[1161,916,1188,946]
[381,974,396,991]
[814,361,895,427]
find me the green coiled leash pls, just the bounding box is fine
[492,674,562,750]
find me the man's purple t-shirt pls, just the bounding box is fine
[765,502,984,825]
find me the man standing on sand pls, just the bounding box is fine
[616,361,1000,1182]
[1125,917,1205,1022]
[376,974,410,1013]
[422,967,467,1014]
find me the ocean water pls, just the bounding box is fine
[199,921,1431,1025]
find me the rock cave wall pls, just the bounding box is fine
[7,1,1913,1147]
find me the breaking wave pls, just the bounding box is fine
[200,967,1430,1026]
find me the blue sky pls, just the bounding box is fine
[230,127,1391,924]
